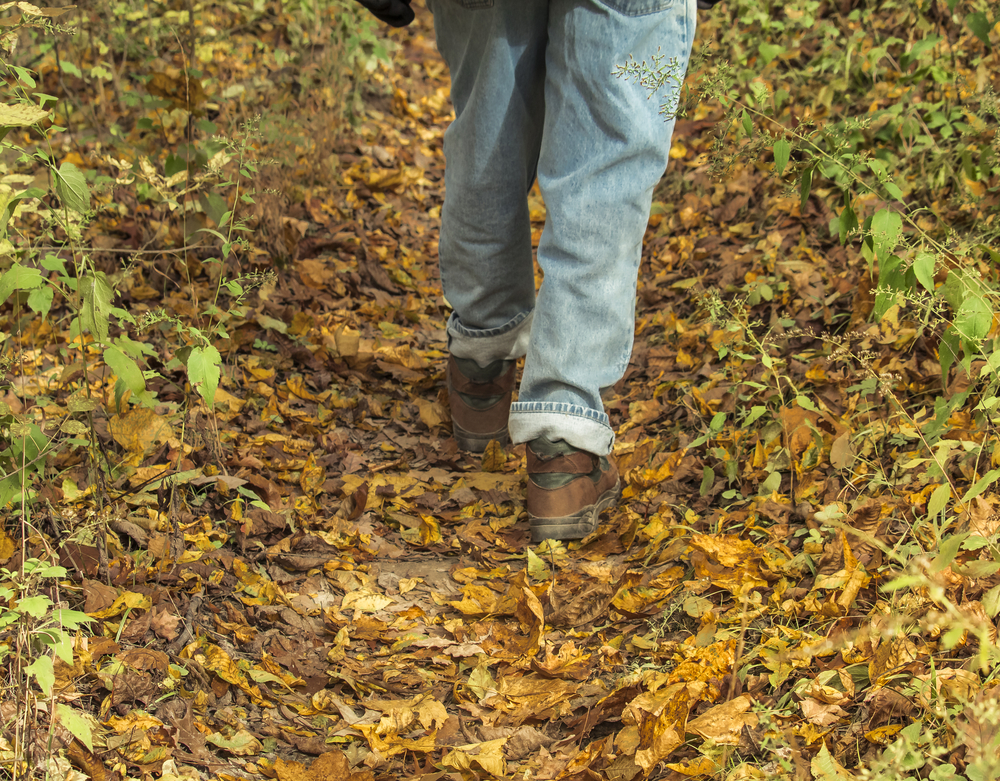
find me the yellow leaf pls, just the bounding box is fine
[202,645,248,686]
[666,756,718,776]
[212,387,244,419]
[299,452,325,496]
[106,713,165,733]
[415,695,449,730]
[286,375,328,403]
[624,682,694,771]
[341,589,394,613]
[864,724,902,745]
[481,439,505,472]
[108,407,172,461]
[689,534,760,568]
[416,398,445,429]
[0,527,15,562]
[442,738,507,777]
[398,577,420,594]
[334,325,360,357]
[88,590,150,619]
[449,584,499,616]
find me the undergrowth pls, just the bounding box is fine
[623,0,1000,776]
[0,0,389,772]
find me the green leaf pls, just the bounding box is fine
[799,166,813,209]
[187,345,221,409]
[758,43,786,65]
[740,110,752,138]
[41,253,66,274]
[80,271,114,344]
[0,263,45,302]
[812,743,850,781]
[199,190,228,227]
[744,405,767,426]
[795,395,818,411]
[27,285,53,318]
[17,594,52,618]
[699,466,715,496]
[900,35,942,68]
[927,534,968,574]
[836,204,858,245]
[983,584,1000,618]
[467,658,495,701]
[961,469,1000,503]
[773,138,790,176]
[53,609,93,631]
[939,325,961,387]
[526,548,550,581]
[256,315,288,334]
[103,345,146,397]
[967,12,993,47]
[955,294,992,341]
[204,729,261,754]
[874,255,905,319]
[927,483,950,518]
[760,470,782,494]
[25,655,54,696]
[56,704,94,753]
[749,81,769,107]
[930,765,957,781]
[884,181,904,201]
[54,161,91,214]
[0,188,27,236]
[913,252,936,293]
[940,270,965,311]
[52,632,73,665]
[871,208,902,262]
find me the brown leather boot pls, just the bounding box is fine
[446,355,515,453]
[527,437,621,541]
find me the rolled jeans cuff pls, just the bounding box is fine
[508,403,615,456]
[447,310,533,366]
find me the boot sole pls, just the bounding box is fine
[529,479,622,542]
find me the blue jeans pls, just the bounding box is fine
[429,0,696,456]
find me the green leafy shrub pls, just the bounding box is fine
[624,0,1000,774]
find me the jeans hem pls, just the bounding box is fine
[448,310,533,365]
[509,405,614,456]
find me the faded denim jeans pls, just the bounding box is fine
[428,0,697,456]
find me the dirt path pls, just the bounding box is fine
[50,7,880,780]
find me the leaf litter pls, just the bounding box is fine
[1,1,999,780]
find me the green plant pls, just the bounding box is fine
[620,0,1000,775]
[0,557,95,762]
[0,559,91,693]
[633,0,1000,520]
[0,19,281,509]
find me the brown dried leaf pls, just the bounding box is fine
[686,694,757,744]
[548,582,614,627]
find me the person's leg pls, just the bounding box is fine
[508,0,697,457]
[428,0,550,366]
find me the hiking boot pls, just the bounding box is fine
[527,437,621,541]
[447,355,515,453]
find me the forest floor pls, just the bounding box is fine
[4,2,1000,781]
